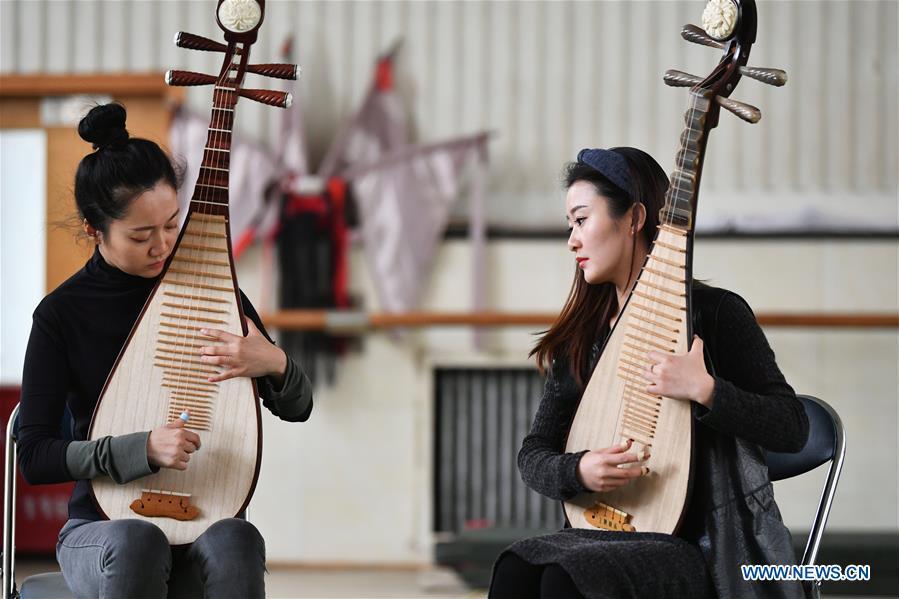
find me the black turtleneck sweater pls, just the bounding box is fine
[18,249,313,521]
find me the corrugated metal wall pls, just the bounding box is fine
[434,367,563,532]
[3,1,896,224]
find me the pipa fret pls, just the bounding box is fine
[654,240,686,254]
[628,323,678,344]
[178,243,229,254]
[169,391,215,400]
[642,267,686,284]
[163,291,229,305]
[161,302,229,315]
[171,256,230,268]
[164,280,233,293]
[647,254,685,270]
[154,363,218,376]
[624,333,674,352]
[628,312,681,334]
[168,268,232,281]
[155,354,214,367]
[160,312,227,325]
[630,303,683,323]
[637,279,686,298]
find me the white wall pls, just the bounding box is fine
[0,130,46,385]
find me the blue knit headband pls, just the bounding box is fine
[576,148,633,199]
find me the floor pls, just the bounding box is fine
[14,558,483,598]
[12,558,889,598]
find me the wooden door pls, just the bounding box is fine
[0,74,183,292]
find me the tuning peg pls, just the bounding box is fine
[165,70,217,87]
[681,24,725,49]
[716,97,761,123]
[664,69,703,88]
[246,63,300,80]
[739,66,788,87]
[174,31,228,53]
[239,89,292,108]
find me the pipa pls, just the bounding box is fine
[88,0,297,545]
[563,0,787,534]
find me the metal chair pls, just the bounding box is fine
[3,403,75,599]
[765,395,847,599]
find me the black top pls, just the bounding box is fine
[506,283,809,599]
[18,249,312,520]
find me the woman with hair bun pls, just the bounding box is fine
[17,103,313,598]
[488,148,808,599]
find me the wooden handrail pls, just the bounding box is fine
[261,310,899,332]
[0,73,181,98]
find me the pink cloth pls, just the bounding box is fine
[345,133,490,314]
[317,47,408,180]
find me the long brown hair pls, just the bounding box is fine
[530,147,669,389]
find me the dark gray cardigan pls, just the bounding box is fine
[504,284,809,599]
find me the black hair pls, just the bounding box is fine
[534,147,670,388]
[74,103,178,235]
[561,146,668,243]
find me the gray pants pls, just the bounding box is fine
[57,518,266,598]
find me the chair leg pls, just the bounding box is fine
[809,580,821,599]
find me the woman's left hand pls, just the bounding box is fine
[645,335,715,408]
[199,318,287,383]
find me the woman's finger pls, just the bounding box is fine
[208,368,239,383]
[200,355,231,366]
[601,478,633,491]
[244,317,262,336]
[598,439,632,454]
[646,350,665,364]
[200,328,240,343]
[199,344,229,356]
[605,452,640,466]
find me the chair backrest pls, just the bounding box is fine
[765,395,841,482]
[764,395,846,598]
[4,404,20,599]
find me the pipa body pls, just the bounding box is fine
[88,214,260,545]
[564,225,694,534]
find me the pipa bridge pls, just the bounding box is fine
[130,489,200,521]
[585,502,636,532]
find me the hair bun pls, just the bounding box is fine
[78,103,129,150]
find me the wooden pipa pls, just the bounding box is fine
[89,0,296,545]
[564,0,787,534]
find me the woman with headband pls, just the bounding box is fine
[489,147,808,599]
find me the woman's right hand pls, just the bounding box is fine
[576,439,649,493]
[147,418,201,470]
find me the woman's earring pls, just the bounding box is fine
[83,219,99,244]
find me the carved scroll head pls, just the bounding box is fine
[701,0,738,41]
[218,0,262,33]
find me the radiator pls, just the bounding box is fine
[434,367,563,533]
